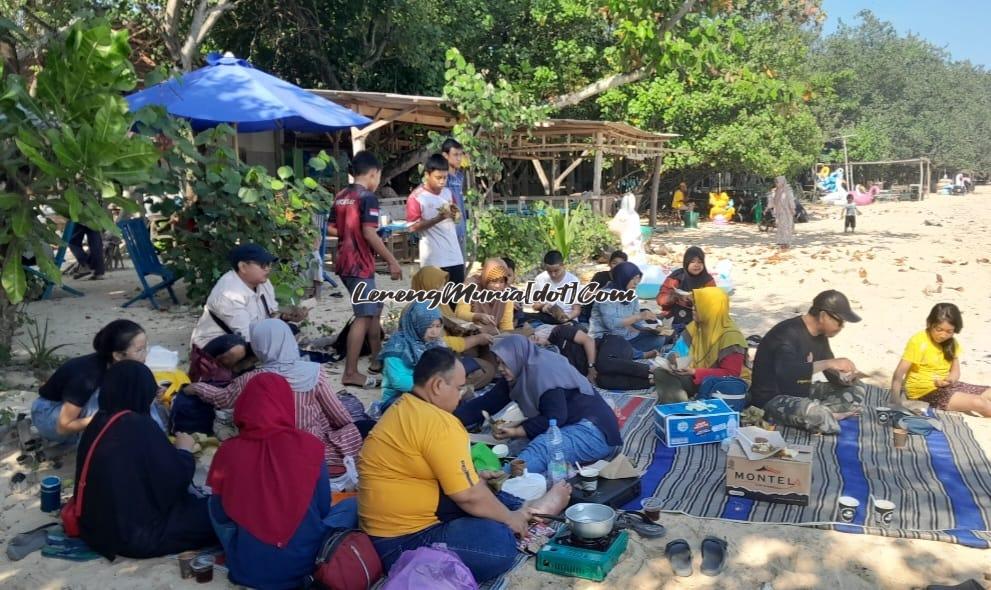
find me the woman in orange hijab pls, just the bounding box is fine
[455,258,514,336]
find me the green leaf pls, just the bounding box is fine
[14,136,59,176]
[277,166,293,180]
[303,177,318,189]
[0,193,22,210]
[307,157,327,171]
[11,206,30,237]
[2,245,26,304]
[270,179,285,190]
[238,187,259,203]
[65,188,82,219]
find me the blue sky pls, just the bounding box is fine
[821,0,990,67]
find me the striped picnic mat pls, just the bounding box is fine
[620,385,991,548]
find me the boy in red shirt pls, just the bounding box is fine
[329,151,403,388]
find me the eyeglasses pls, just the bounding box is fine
[824,311,845,328]
[252,261,273,270]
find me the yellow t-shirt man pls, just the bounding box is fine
[672,189,686,210]
[358,393,479,537]
[901,330,962,399]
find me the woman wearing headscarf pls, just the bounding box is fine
[412,266,495,355]
[656,246,717,332]
[75,361,216,560]
[657,287,749,398]
[768,176,796,248]
[455,258,514,336]
[590,261,665,356]
[208,373,358,590]
[379,301,445,407]
[455,335,622,474]
[185,319,361,475]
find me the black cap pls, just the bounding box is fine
[229,243,277,267]
[812,290,861,323]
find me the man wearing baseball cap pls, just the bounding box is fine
[190,244,280,357]
[750,290,865,434]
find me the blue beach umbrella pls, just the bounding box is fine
[126,52,371,132]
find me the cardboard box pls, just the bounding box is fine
[654,398,738,448]
[725,440,813,506]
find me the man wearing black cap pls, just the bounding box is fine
[190,243,280,354]
[750,290,865,434]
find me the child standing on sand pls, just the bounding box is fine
[841,194,859,233]
[889,303,990,416]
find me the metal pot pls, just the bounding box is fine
[535,503,617,540]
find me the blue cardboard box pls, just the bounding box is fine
[654,398,739,448]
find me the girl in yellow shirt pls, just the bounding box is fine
[889,303,990,415]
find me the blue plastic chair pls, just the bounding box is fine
[117,218,180,309]
[26,220,85,300]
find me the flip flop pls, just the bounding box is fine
[342,375,381,389]
[367,362,383,374]
[616,512,666,539]
[665,539,693,577]
[700,536,728,576]
[6,522,58,561]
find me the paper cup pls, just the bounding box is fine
[872,499,895,527]
[893,427,908,449]
[837,496,859,523]
[578,468,600,493]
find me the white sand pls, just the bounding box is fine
[2,189,990,588]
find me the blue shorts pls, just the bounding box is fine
[341,276,383,317]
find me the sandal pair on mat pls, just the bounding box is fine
[665,537,727,577]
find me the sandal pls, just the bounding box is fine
[616,512,666,539]
[342,375,381,389]
[700,536,728,576]
[665,539,693,577]
[367,362,383,374]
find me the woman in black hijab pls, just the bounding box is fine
[75,361,217,560]
[656,246,716,332]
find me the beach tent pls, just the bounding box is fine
[125,52,371,132]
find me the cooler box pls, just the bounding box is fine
[654,398,738,448]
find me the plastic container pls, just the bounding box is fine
[683,211,700,228]
[547,419,568,485]
[191,555,215,583]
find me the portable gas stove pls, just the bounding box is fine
[535,527,629,582]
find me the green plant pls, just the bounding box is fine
[19,317,68,371]
[0,20,159,355]
[135,115,336,305]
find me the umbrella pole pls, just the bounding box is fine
[233,123,240,162]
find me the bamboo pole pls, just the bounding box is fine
[649,155,662,228]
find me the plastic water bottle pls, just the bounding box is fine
[546,419,568,485]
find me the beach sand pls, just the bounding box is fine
[2,189,990,588]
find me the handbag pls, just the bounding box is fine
[61,411,130,537]
[306,528,383,590]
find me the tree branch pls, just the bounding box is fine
[180,0,240,71]
[546,0,698,110]
[548,67,652,110]
[382,146,430,185]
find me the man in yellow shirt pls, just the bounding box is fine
[358,348,570,583]
[672,182,694,212]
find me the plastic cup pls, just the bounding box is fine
[578,468,600,494]
[837,496,859,523]
[876,406,891,425]
[641,498,664,522]
[191,555,215,583]
[871,499,895,527]
[893,428,908,449]
[178,551,198,579]
[510,459,526,478]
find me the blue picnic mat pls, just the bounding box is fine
[624,385,991,548]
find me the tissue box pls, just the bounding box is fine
[725,440,813,506]
[654,398,738,448]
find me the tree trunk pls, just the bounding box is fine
[0,287,22,362]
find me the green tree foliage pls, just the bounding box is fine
[811,10,991,171]
[0,20,159,354]
[598,16,824,178]
[135,113,335,305]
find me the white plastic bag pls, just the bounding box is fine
[145,345,179,370]
[713,260,734,296]
[330,455,359,492]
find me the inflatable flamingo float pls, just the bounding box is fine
[822,183,880,205]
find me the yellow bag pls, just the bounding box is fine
[153,370,190,408]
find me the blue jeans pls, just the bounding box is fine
[628,332,665,359]
[371,492,523,584]
[32,393,168,444]
[31,394,100,443]
[513,419,617,475]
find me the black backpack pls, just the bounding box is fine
[331,316,385,359]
